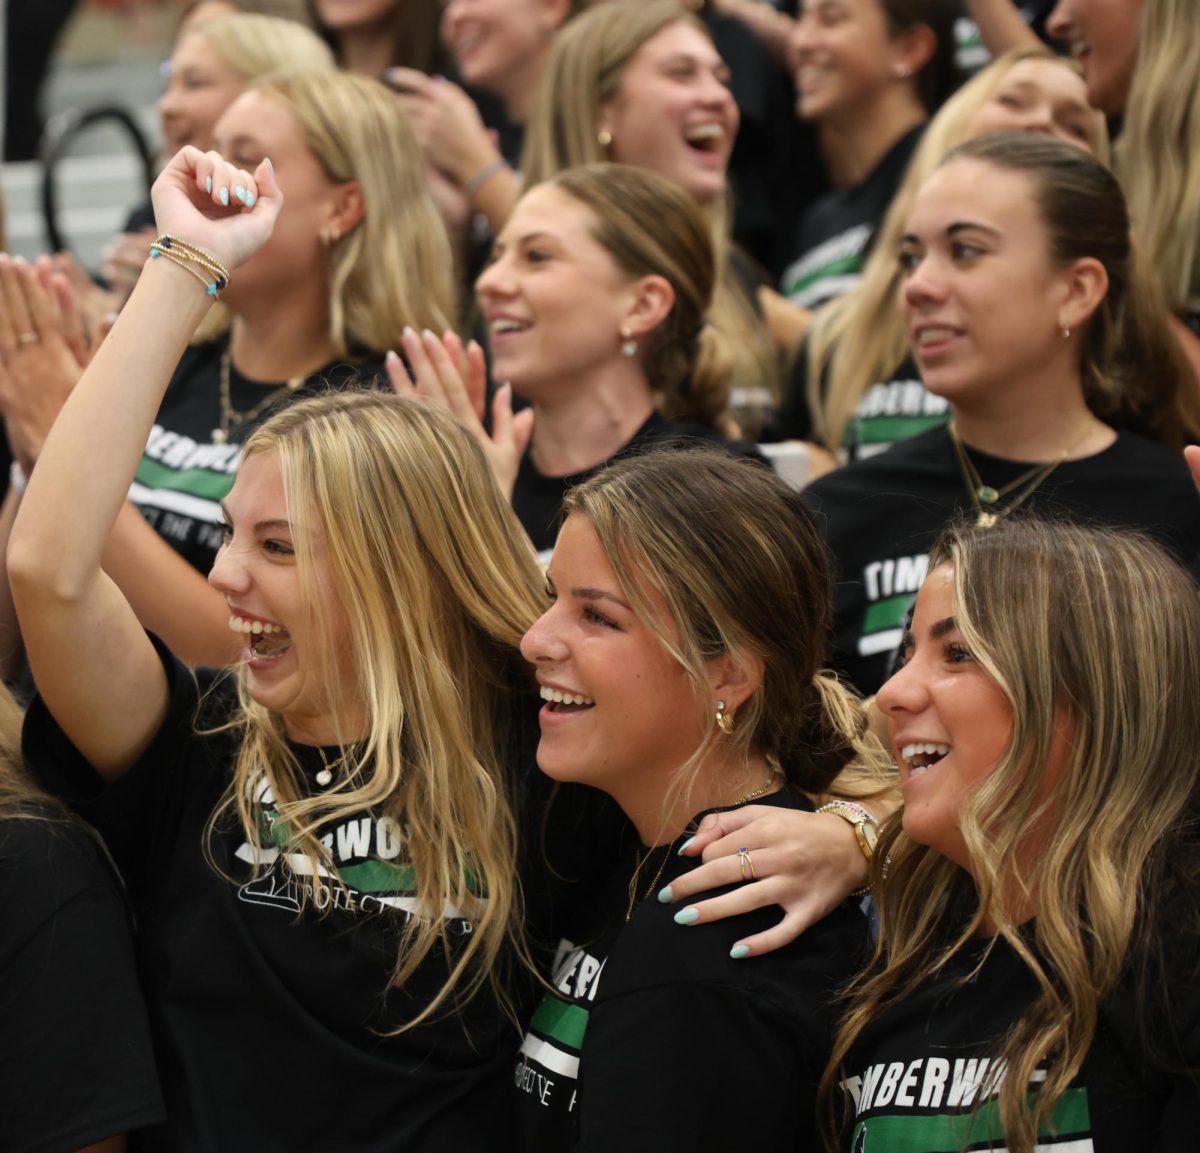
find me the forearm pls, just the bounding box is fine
[964,0,1041,55]
[712,0,796,67]
[104,502,241,667]
[468,163,520,236]
[9,259,211,602]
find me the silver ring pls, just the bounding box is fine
[17,331,40,346]
[737,847,756,882]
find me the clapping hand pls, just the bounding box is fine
[386,328,533,500]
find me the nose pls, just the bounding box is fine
[441,0,466,40]
[158,77,183,121]
[208,536,250,597]
[900,253,946,311]
[475,250,514,302]
[788,10,817,66]
[1045,0,1073,44]
[875,649,926,721]
[1018,102,1055,136]
[520,603,569,667]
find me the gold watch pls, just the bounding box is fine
[816,801,879,860]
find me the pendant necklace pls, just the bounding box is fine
[213,348,306,445]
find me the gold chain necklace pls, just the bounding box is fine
[624,775,777,922]
[948,419,1092,529]
[214,349,306,445]
[315,746,359,788]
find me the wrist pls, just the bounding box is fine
[463,157,509,204]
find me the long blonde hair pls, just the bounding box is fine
[0,686,58,823]
[1118,0,1200,318]
[565,448,894,812]
[805,49,1109,451]
[190,11,335,78]
[198,69,455,355]
[822,518,1200,1153]
[210,391,546,1028]
[523,0,780,411]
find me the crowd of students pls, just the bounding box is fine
[0,1,1197,1151]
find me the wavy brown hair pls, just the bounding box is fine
[565,447,894,814]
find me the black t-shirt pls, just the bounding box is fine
[842,931,1200,1151]
[130,337,385,577]
[0,814,165,1153]
[804,426,1200,696]
[24,637,525,1153]
[514,413,768,557]
[513,789,870,1152]
[779,339,949,459]
[780,125,923,311]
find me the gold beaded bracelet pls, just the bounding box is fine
[149,234,230,299]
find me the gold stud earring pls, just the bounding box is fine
[597,128,613,149]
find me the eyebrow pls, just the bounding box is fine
[900,615,958,653]
[570,585,632,610]
[946,222,1001,239]
[930,616,957,639]
[218,501,292,533]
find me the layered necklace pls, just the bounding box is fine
[624,775,776,922]
[948,418,1094,529]
[213,349,306,445]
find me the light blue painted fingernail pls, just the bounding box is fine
[730,945,751,960]
[674,906,699,926]
[676,836,696,856]
[234,185,246,204]
[244,190,255,206]
[218,186,230,207]
[657,885,673,904]
[205,176,213,193]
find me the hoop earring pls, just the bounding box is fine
[620,324,637,358]
[597,128,613,149]
[715,700,735,736]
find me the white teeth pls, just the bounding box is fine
[539,685,595,707]
[918,327,958,345]
[685,123,724,143]
[490,318,529,334]
[228,615,283,635]
[900,743,951,775]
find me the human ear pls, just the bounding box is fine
[890,22,937,81]
[621,275,676,342]
[707,649,765,714]
[322,180,366,245]
[539,0,574,34]
[1057,256,1109,333]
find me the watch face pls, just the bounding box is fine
[858,821,879,853]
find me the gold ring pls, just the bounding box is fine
[17,331,40,346]
[737,847,755,882]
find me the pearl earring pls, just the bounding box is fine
[620,325,637,357]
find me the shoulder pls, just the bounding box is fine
[806,428,954,504]
[0,816,122,957]
[602,794,869,1016]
